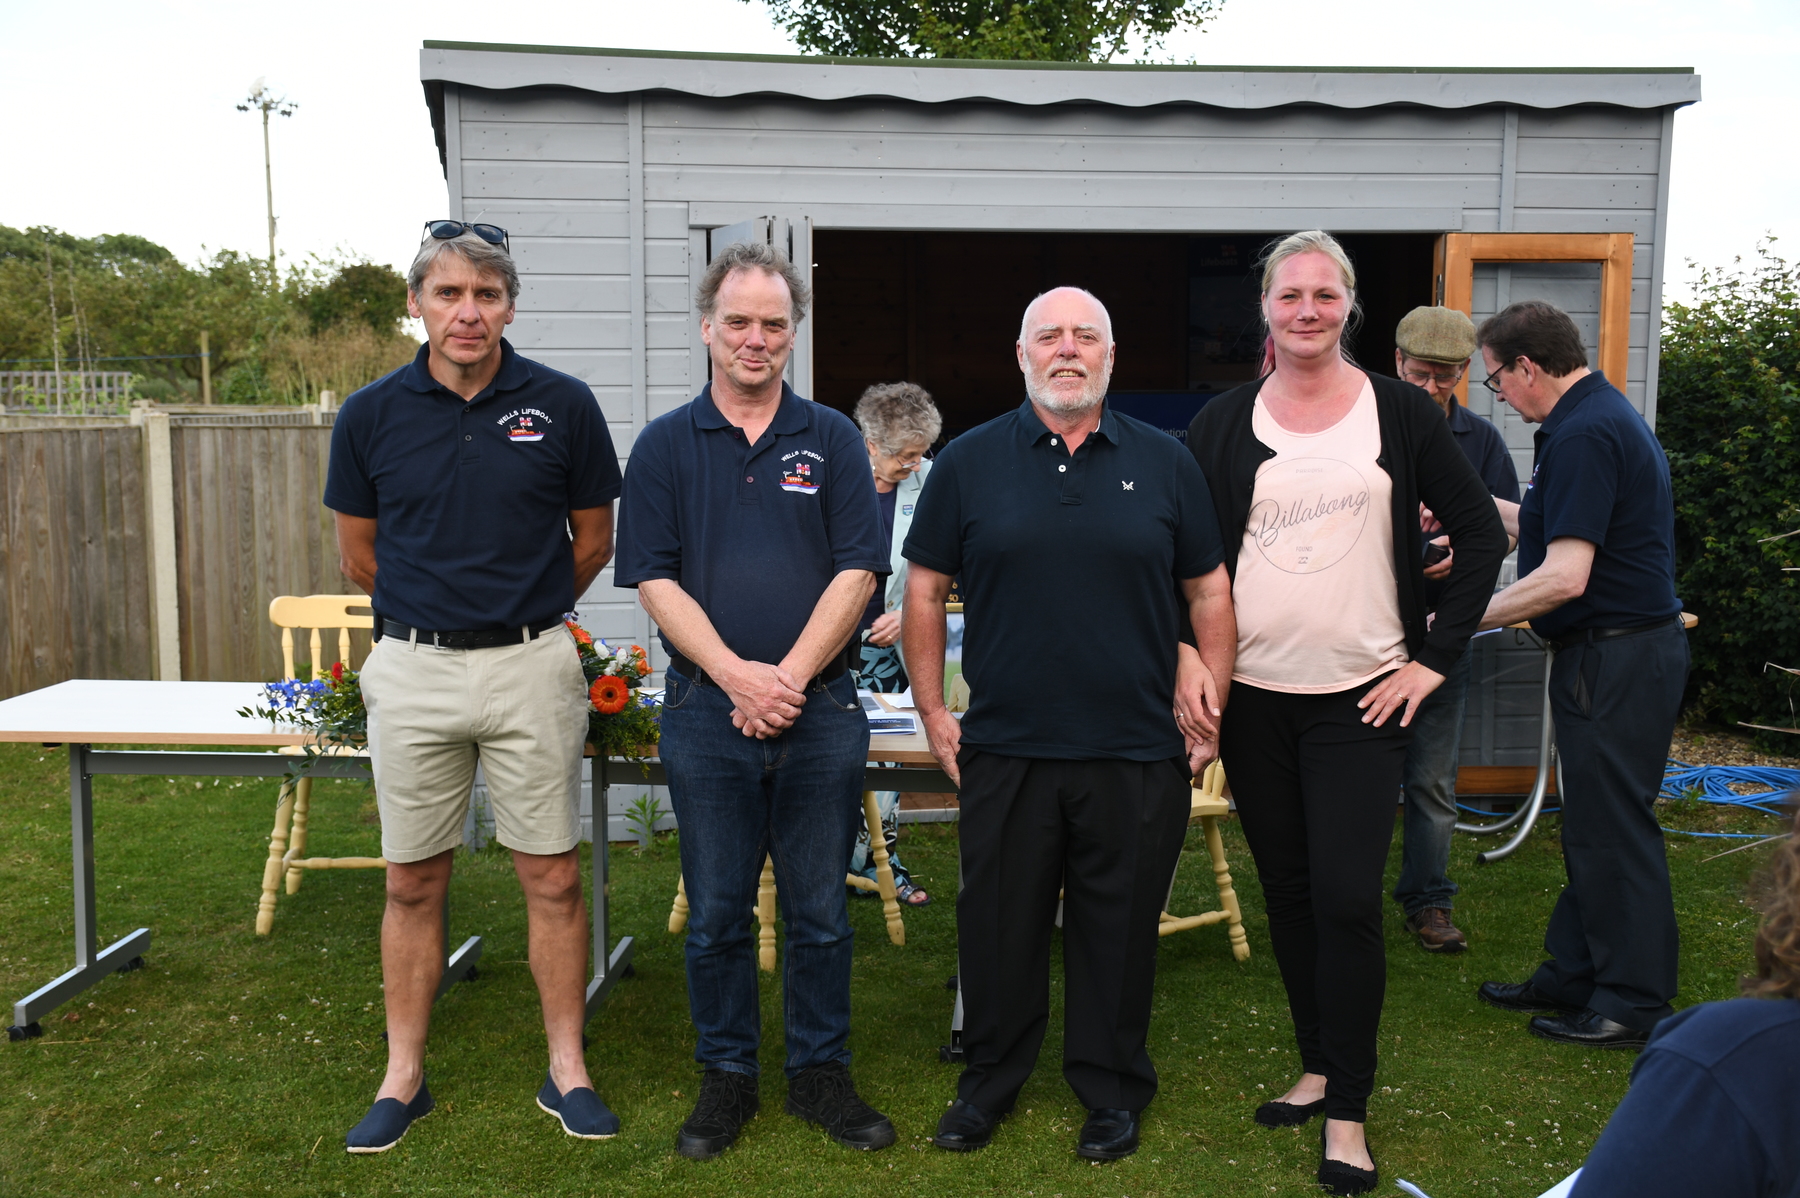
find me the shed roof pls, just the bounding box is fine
[420,41,1700,113]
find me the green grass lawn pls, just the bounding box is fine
[0,740,1786,1198]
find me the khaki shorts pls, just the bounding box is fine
[361,626,587,863]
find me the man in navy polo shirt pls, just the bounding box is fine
[324,225,623,1152]
[902,287,1236,1161]
[1471,300,1687,1049]
[614,240,895,1160]
[1390,306,1522,954]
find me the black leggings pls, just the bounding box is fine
[1221,679,1413,1122]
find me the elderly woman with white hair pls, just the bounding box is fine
[849,382,942,907]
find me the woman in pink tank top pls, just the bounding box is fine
[1181,231,1508,1195]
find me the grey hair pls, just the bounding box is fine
[854,382,942,456]
[407,232,520,302]
[1018,287,1113,346]
[696,240,810,324]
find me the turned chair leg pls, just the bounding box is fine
[757,856,778,973]
[1205,814,1251,962]
[283,776,314,894]
[863,790,905,947]
[256,780,299,935]
[670,873,690,934]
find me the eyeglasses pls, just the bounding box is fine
[422,220,510,252]
[1481,357,1521,394]
[1402,366,1465,387]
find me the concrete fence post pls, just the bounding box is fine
[140,412,182,680]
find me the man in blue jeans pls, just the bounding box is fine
[614,238,894,1159]
[1390,307,1520,953]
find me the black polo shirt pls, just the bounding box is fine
[903,400,1226,762]
[1424,400,1520,611]
[323,339,621,631]
[614,383,888,667]
[1517,371,1680,639]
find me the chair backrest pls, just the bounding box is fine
[1191,759,1229,818]
[269,595,374,681]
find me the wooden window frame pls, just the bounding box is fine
[1433,232,1634,405]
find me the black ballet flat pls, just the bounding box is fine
[1317,1124,1379,1196]
[1253,1097,1325,1127]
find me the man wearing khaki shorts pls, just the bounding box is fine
[324,222,622,1152]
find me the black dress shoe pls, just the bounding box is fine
[786,1061,896,1151]
[676,1068,759,1160]
[1477,980,1582,1015]
[1076,1108,1139,1161]
[1528,1008,1651,1050]
[1255,1097,1325,1127]
[1317,1124,1379,1196]
[932,1099,998,1151]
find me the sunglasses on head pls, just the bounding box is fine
[423,220,509,252]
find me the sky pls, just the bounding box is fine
[1,0,1794,302]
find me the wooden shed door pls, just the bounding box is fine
[706,215,816,399]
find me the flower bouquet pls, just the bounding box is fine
[237,660,367,752]
[567,621,661,758]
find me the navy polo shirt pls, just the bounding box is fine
[613,383,888,667]
[323,339,621,631]
[903,400,1226,762]
[1516,371,1680,639]
[1424,401,1520,611]
[1570,998,1800,1197]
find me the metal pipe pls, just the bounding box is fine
[1459,643,1556,835]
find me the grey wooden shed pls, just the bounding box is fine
[419,42,1698,790]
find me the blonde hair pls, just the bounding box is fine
[1256,230,1363,371]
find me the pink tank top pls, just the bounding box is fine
[1232,381,1408,693]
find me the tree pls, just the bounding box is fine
[752,0,1225,62]
[1656,242,1800,744]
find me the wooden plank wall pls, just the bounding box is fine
[0,428,154,696]
[169,425,363,682]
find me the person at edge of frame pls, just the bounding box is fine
[1472,299,1689,1050]
[1389,306,1521,954]
[901,286,1237,1164]
[324,221,623,1153]
[612,238,898,1161]
[1184,231,1507,1196]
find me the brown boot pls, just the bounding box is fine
[1405,907,1467,953]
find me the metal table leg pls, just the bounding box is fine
[584,757,635,1020]
[9,745,151,1041]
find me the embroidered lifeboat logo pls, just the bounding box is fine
[779,462,819,494]
[498,408,550,443]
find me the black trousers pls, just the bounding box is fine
[1221,680,1413,1123]
[954,750,1193,1114]
[1530,620,1689,1030]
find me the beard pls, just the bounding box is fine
[1025,359,1112,414]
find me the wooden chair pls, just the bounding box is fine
[255,594,383,935]
[668,790,905,971]
[1158,759,1251,960]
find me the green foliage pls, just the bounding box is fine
[753,0,1225,62]
[1657,241,1800,740]
[0,223,415,405]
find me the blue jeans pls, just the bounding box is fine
[1393,642,1473,915]
[659,666,870,1078]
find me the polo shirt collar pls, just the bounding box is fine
[1014,397,1119,445]
[399,337,531,401]
[1540,370,1609,436]
[693,382,808,435]
[1447,400,1477,434]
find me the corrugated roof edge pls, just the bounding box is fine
[420,40,1693,75]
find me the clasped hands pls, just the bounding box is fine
[1174,652,1225,776]
[719,659,810,739]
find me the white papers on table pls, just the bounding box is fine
[890,688,916,709]
[857,689,917,735]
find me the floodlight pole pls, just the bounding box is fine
[237,83,298,276]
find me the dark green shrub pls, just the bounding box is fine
[1657,243,1800,741]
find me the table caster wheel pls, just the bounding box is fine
[120,956,147,972]
[463,967,479,982]
[8,1022,44,1042]
[620,963,636,979]
[937,1044,963,1064]
[943,974,958,991]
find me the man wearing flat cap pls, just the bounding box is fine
[1391,306,1519,953]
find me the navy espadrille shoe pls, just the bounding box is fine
[537,1073,621,1139]
[345,1079,434,1154]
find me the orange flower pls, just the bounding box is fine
[589,675,630,714]
[565,621,593,646]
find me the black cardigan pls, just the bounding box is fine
[1186,373,1507,678]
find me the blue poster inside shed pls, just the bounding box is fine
[1107,392,1214,442]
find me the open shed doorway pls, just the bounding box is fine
[811,230,1437,442]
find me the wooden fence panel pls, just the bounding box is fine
[169,424,365,682]
[0,428,153,697]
